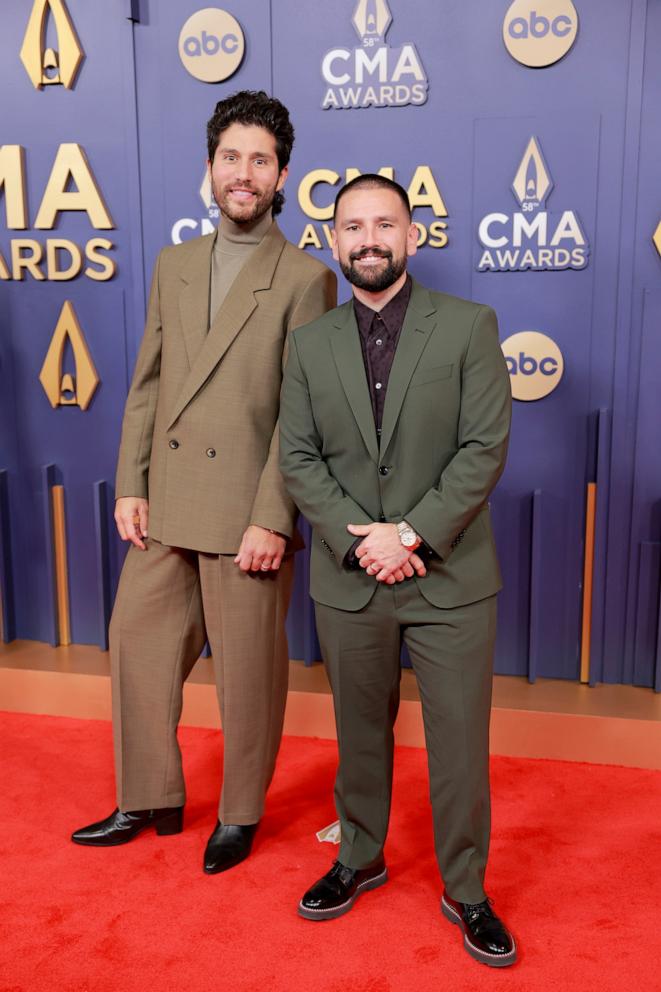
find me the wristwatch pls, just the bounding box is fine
[397,520,422,551]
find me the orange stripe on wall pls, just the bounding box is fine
[580,482,597,684]
[52,485,71,646]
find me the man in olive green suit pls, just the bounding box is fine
[72,92,336,873]
[279,175,516,967]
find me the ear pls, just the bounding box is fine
[331,227,339,262]
[276,164,289,192]
[406,221,419,258]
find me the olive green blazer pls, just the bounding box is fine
[279,278,511,611]
[115,223,337,553]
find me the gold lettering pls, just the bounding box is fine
[34,144,114,230]
[297,223,324,250]
[298,169,340,221]
[39,300,99,410]
[46,238,82,280]
[428,220,448,248]
[0,146,28,229]
[0,249,10,280]
[85,238,116,281]
[407,166,447,217]
[11,239,45,280]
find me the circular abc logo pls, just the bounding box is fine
[501,331,564,401]
[503,0,578,68]
[178,8,245,83]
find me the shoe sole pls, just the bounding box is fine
[441,894,517,968]
[298,866,388,921]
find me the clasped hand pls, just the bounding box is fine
[347,522,426,584]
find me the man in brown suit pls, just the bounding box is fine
[72,91,336,873]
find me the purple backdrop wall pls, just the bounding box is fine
[1,0,659,688]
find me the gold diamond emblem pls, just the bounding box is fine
[39,301,99,410]
[20,0,84,90]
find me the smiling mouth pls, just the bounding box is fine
[227,188,256,200]
[353,253,389,264]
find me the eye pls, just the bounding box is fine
[223,154,236,162]
[254,158,267,166]
[346,224,359,232]
[379,222,393,229]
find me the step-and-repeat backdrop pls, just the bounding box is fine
[1,0,660,688]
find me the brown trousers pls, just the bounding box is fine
[109,538,294,823]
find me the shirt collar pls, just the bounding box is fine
[353,274,412,340]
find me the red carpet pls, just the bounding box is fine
[1,711,659,991]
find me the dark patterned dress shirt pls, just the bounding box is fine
[353,274,412,436]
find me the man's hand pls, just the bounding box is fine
[115,497,149,550]
[347,523,427,583]
[234,525,287,573]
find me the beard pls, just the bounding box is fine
[339,246,407,292]
[212,178,277,225]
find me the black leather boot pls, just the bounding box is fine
[71,807,184,846]
[203,821,258,874]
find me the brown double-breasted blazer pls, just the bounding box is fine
[115,222,337,553]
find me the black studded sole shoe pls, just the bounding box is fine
[298,861,388,921]
[441,892,517,968]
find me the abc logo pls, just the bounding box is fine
[503,0,578,68]
[501,331,564,401]
[179,8,245,83]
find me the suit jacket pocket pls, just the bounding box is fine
[410,363,453,387]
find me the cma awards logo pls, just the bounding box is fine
[20,0,84,90]
[39,301,99,410]
[321,0,428,110]
[477,136,589,272]
[503,1,578,68]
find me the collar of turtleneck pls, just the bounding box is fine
[215,209,274,255]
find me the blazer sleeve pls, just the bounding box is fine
[249,266,337,537]
[279,329,373,560]
[114,252,163,500]
[404,305,511,560]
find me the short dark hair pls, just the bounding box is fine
[333,173,412,221]
[206,90,294,216]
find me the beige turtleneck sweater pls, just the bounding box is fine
[209,209,274,327]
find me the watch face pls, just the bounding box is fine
[401,529,416,547]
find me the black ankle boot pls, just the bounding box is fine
[71,807,184,846]
[203,821,257,874]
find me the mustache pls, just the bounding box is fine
[222,183,256,193]
[350,247,392,261]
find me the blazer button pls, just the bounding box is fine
[206,448,216,458]
[169,439,179,449]
[379,465,390,476]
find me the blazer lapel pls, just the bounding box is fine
[379,280,437,457]
[168,223,287,429]
[329,304,380,464]
[178,234,214,369]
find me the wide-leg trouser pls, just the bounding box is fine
[314,581,496,904]
[109,537,294,824]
